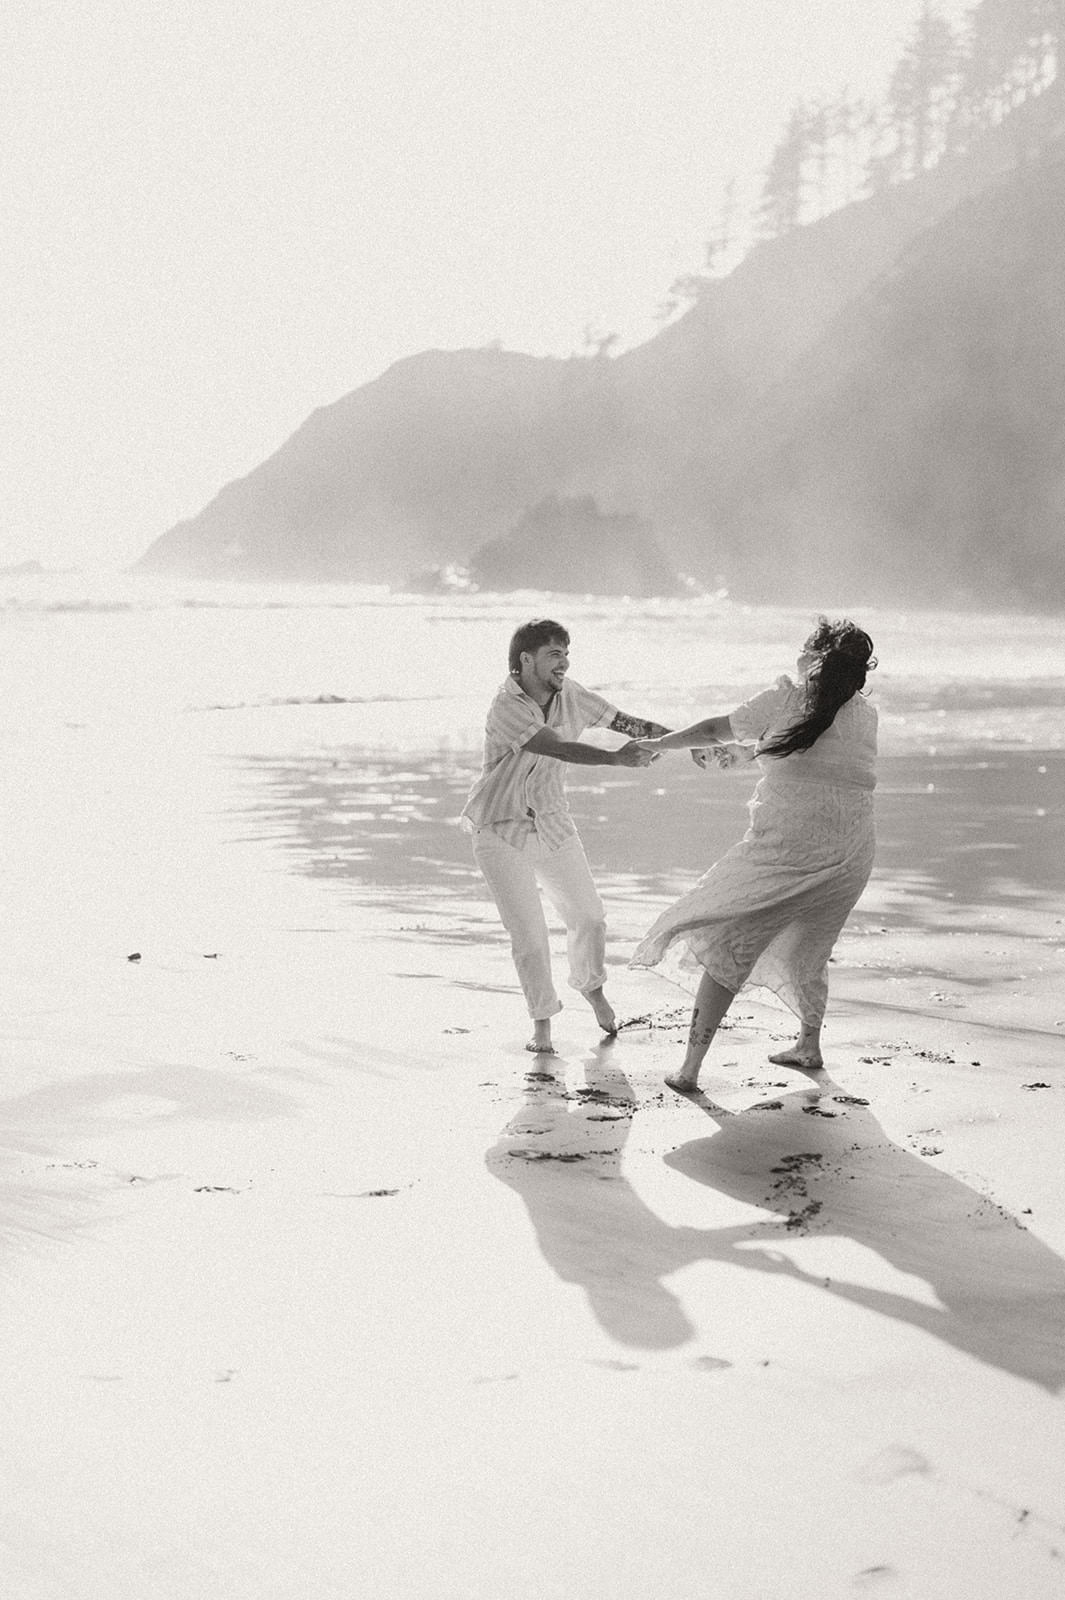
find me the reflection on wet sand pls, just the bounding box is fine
[487,1053,1065,1391]
[234,749,1065,933]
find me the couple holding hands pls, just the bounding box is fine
[461,615,877,1092]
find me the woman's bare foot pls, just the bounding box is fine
[665,1071,700,1094]
[586,987,617,1036]
[768,1045,823,1070]
[526,1020,556,1055]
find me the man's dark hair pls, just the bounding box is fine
[508,618,570,676]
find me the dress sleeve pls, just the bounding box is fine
[728,676,797,742]
[568,680,619,731]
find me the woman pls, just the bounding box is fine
[631,617,878,1092]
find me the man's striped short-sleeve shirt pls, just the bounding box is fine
[461,675,618,850]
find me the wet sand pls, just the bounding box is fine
[0,735,1062,1598]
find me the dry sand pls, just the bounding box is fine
[1,726,1062,1599]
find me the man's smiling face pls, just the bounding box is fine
[522,639,569,698]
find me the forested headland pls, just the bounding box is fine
[139,1,1065,607]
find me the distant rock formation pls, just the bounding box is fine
[466,494,682,597]
[138,349,604,583]
[136,79,1065,608]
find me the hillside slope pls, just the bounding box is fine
[694,154,1065,606]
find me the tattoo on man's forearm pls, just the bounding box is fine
[610,711,663,739]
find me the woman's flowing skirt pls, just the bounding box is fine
[631,776,875,1025]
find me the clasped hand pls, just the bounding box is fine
[615,739,659,768]
[691,744,745,769]
[617,739,752,772]
[633,738,745,771]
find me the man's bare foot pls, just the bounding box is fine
[526,1021,556,1055]
[586,988,617,1036]
[768,1048,824,1070]
[665,1071,700,1094]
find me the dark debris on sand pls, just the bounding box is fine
[507,1148,619,1163]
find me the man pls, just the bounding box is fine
[461,617,667,1056]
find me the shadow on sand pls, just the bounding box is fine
[486,1050,1065,1391]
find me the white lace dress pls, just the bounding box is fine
[630,677,877,1025]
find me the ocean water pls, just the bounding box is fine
[1,571,1062,760]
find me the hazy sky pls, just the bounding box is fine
[2,0,968,569]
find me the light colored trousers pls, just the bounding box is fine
[472,828,607,1020]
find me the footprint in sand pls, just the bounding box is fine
[907,1129,944,1156]
[692,1355,733,1373]
[319,1187,408,1198]
[857,1445,931,1484]
[767,1153,827,1231]
[852,1567,902,1591]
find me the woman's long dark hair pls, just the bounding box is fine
[760,616,876,759]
